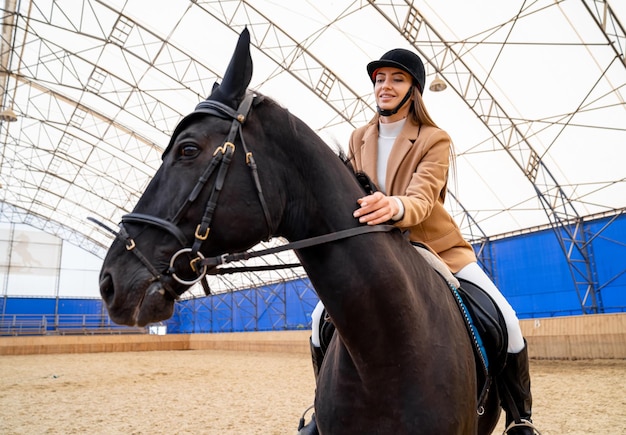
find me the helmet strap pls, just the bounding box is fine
[377,87,413,117]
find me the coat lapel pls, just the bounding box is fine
[356,117,421,194]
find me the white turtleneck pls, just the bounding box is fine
[377,118,406,192]
[377,118,406,220]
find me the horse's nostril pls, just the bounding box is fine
[100,274,114,304]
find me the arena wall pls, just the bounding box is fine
[520,313,626,359]
[1,313,624,359]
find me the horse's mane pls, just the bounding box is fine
[253,92,378,196]
[338,149,379,195]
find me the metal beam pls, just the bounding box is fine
[581,0,626,67]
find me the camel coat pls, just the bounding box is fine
[349,116,476,273]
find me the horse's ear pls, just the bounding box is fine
[210,27,253,106]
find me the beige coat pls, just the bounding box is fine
[349,116,476,273]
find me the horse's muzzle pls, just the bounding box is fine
[99,272,175,327]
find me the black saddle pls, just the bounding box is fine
[455,277,508,377]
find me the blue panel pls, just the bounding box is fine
[7,214,623,332]
[193,298,212,333]
[285,279,318,330]
[490,229,581,318]
[478,214,626,317]
[57,299,103,315]
[257,284,286,331]
[167,300,192,333]
[235,288,260,331]
[1,297,123,333]
[212,292,234,332]
[588,216,626,313]
[164,278,318,333]
[4,297,56,315]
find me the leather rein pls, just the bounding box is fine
[89,93,396,298]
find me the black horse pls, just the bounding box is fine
[97,29,501,434]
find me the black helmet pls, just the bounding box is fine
[367,48,426,94]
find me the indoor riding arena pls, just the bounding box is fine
[1,1,625,435]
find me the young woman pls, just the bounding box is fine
[307,49,537,435]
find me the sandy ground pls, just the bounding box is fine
[1,350,625,434]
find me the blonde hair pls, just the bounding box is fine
[409,85,437,128]
[408,85,458,191]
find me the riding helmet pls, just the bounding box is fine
[367,48,426,94]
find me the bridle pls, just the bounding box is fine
[90,92,396,299]
[91,93,268,297]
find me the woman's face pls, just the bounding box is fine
[373,67,412,120]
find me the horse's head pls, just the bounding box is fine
[98,29,283,326]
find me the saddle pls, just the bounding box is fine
[455,277,508,377]
[411,243,508,377]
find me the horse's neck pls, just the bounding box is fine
[278,158,363,241]
[293,200,442,363]
[274,132,419,311]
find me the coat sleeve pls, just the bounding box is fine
[394,128,451,228]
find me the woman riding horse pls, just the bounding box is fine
[97,29,521,434]
[306,48,537,435]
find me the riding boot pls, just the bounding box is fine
[310,337,325,380]
[298,411,319,435]
[499,342,536,435]
[298,338,323,435]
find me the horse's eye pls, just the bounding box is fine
[179,144,200,158]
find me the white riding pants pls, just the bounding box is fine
[455,262,525,353]
[311,261,526,354]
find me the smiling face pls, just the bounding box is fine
[373,67,413,122]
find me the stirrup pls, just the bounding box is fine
[297,404,315,431]
[503,419,542,435]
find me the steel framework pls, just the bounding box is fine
[1,0,624,312]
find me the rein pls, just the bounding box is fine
[89,217,396,296]
[198,225,397,269]
[89,92,398,299]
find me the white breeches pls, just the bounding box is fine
[310,301,326,347]
[311,261,525,353]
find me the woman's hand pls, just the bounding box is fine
[353,191,400,225]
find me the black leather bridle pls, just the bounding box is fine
[91,93,269,297]
[90,92,396,299]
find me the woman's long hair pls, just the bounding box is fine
[409,84,458,193]
[409,86,438,129]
